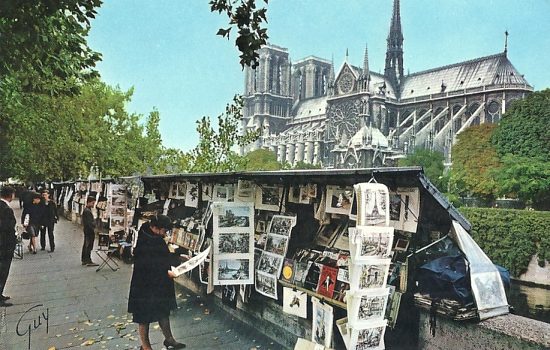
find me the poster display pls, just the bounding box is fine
[212,202,254,285]
[108,184,127,235]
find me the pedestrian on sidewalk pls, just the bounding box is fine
[81,196,98,266]
[128,215,185,350]
[0,186,17,307]
[21,192,43,254]
[39,189,58,252]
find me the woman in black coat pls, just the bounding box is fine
[128,215,185,350]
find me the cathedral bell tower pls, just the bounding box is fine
[384,0,404,92]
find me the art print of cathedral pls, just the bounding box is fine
[240,0,533,169]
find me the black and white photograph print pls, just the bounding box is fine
[354,183,390,227]
[389,193,402,222]
[213,184,229,201]
[257,251,284,276]
[350,260,391,291]
[282,287,307,318]
[288,186,301,203]
[348,288,390,326]
[311,297,334,349]
[214,203,253,229]
[110,216,125,232]
[217,232,251,255]
[326,185,354,215]
[110,184,126,197]
[355,227,394,260]
[255,220,266,233]
[111,195,126,207]
[185,182,199,208]
[235,179,255,201]
[112,206,126,217]
[267,215,296,236]
[471,271,507,311]
[201,183,213,202]
[350,321,386,350]
[264,234,289,256]
[255,271,277,299]
[255,185,283,211]
[215,258,252,285]
[299,183,317,204]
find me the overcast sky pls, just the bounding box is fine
[88,0,550,151]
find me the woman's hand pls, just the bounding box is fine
[167,270,177,279]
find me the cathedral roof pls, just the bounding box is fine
[400,52,532,100]
[292,96,327,121]
[349,126,389,148]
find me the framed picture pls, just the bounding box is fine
[349,259,391,291]
[288,186,302,203]
[212,202,254,231]
[349,320,387,350]
[471,271,507,312]
[255,185,283,211]
[311,297,334,348]
[316,265,338,299]
[235,180,255,202]
[389,187,420,233]
[201,183,213,202]
[213,184,230,202]
[216,232,251,255]
[185,182,199,208]
[348,288,390,327]
[266,215,296,236]
[299,183,317,204]
[325,185,354,215]
[282,287,307,318]
[265,234,289,256]
[257,251,284,276]
[354,183,390,227]
[353,226,394,261]
[255,220,266,233]
[214,258,253,285]
[255,271,278,299]
[393,238,409,252]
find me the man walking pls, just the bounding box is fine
[0,186,17,307]
[81,196,98,266]
[39,189,58,252]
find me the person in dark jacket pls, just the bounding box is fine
[128,215,185,350]
[39,189,58,252]
[81,196,98,266]
[21,192,43,254]
[0,186,17,307]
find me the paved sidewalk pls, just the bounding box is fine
[1,202,278,350]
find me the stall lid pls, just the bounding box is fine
[450,220,509,320]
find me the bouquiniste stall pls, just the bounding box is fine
[136,167,508,350]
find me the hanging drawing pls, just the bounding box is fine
[349,320,387,350]
[354,183,390,227]
[235,180,255,202]
[349,259,391,291]
[325,185,354,215]
[282,287,307,318]
[184,181,199,208]
[353,226,394,261]
[311,297,334,349]
[255,185,284,211]
[348,288,390,327]
[389,187,420,233]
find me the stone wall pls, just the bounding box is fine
[418,312,550,350]
[177,276,550,350]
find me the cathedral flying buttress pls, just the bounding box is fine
[241,0,533,169]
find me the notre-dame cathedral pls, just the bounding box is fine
[241,0,533,169]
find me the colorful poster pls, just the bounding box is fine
[316,265,338,299]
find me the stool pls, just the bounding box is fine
[95,248,120,272]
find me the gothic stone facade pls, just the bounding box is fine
[241,0,533,169]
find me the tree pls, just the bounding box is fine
[0,79,175,181]
[210,0,268,68]
[293,161,321,170]
[449,124,501,199]
[186,95,259,173]
[239,149,281,171]
[492,89,550,161]
[398,149,448,191]
[0,0,102,98]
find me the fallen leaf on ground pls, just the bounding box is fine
[81,339,95,346]
[193,317,201,321]
[107,315,115,319]
[48,347,56,350]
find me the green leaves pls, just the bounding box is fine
[209,0,269,68]
[398,149,448,192]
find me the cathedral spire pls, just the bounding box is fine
[384,0,404,90]
[363,43,370,77]
[504,30,509,55]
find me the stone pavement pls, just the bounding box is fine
[1,201,280,350]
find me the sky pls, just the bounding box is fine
[87,0,550,152]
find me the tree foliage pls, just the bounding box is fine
[0,0,102,98]
[239,149,281,171]
[450,124,501,199]
[210,0,268,68]
[186,95,259,173]
[398,148,448,191]
[492,155,550,210]
[0,79,178,181]
[492,89,550,161]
